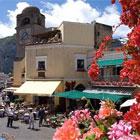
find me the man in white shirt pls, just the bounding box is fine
[6,106,14,127]
[28,109,35,129]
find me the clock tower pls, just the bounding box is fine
[16,6,46,58]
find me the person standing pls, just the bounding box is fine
[28,109,35,129]
[4,95,10,106]
[6,106,14,127]
[38,107,45,127]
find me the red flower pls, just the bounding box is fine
[128,25,140,47]
[133,89,140,103]
[120,60,140,84]
[124,103,140,134]
[89,0,140,85]
[88,63,99,80]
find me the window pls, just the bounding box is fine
[22,17,30,26]
[38,61,45,70]
[36,56,47,71]
[77,59,85,71]
[113,67,116,75]
[100,68,104,76]
[75,54,87,72]
[117,66,122,75]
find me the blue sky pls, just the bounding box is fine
[0,0,130,38]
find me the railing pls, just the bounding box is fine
[89,75,135,87]
[98,75,120,81]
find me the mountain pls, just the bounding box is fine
[0,35,16,74]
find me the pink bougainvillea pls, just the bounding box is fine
[88,0,140,85]
[124,103,140,134]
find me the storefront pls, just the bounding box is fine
[14,80,61,105]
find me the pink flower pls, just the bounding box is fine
[98,107,112,119]
[94,115,100,121]
[53,119,80,140]
[82,127,103,140]
[98,101,122,119]
[108,120,136,140]
[92,127,103,139]
[71,109,92,123]
[118,136,138,140]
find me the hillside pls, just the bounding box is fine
[0,35,16,74]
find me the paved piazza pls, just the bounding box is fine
[0,117,56,140]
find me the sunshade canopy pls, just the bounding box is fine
[3,87,18,92]
[55,90,131,102]
[98,58,124,67]
[120,98,137,108]
[14,81,61,96]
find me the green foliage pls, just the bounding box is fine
[101,136,109,140]
[79,120,91,134]
[85,134,96,140]
[98,124,108,132]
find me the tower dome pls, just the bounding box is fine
[22,6,40,14]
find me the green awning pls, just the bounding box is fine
[55,90,88,99]
[87,93,130,102]
[54,90,131,102]
[98,59,124,67]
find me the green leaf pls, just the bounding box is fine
[101,136,109,140]
[98,124,107,132]
[85,134,96,140]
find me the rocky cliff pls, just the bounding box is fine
[0,35,16,74]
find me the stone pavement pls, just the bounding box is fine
[0,117,56,140]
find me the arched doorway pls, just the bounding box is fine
[75,83,85,91]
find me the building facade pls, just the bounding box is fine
[13,6,113,106]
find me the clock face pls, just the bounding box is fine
[21,32,29,40]
[19,28,31,44]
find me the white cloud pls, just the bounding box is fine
[41,0,100,27]
[114,25,131,38]
[0,0,131,38]
[96,5,120,26]
[95,5,131,38]
[41,0,130,38]
[0,2,30,38]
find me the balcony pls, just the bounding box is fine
[99,75,120,81]
[38,71,45,78]
[87,51,131,67]
[91,75,134,87]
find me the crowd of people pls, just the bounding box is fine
[0,91,97,131]
[1,104,50,130]
[0,92,56,130]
